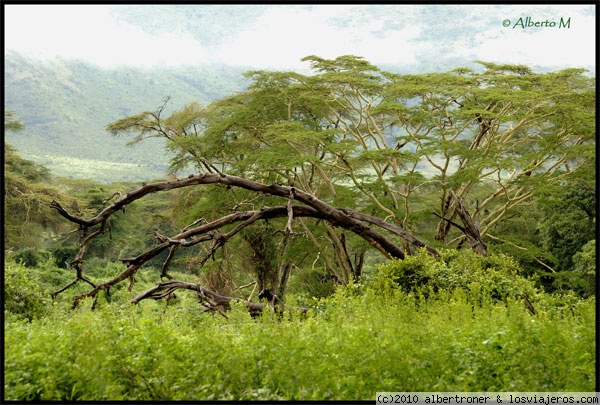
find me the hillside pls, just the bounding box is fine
[4,51,249,182]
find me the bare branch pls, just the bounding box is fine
[131,280,309,318]
[50,173,408,262]
[47,173,448,308]
[285,187,295,235]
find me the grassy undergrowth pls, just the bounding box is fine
[5,282,595,400]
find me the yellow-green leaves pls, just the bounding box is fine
[104,56,594,257]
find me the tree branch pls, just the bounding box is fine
[131,280,308,318]
[48,173,447,308]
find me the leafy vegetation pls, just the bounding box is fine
[4,144,72,250]
[4,113,75,249]
[4,253,595,400]
[370,248,539,305]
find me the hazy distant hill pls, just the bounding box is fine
[4,51,249,182]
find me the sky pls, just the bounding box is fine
[4,4,596,72]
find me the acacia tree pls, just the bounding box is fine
[4,111,72,251]
[384,63,595,252]
[51,56,594,310]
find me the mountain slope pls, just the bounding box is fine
[4,51,249,182]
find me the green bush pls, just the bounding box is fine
[12,248,51,268]
[51,246,79,269]
[369,249,539,307]
[4,261,52,321]
[286,267,337,299]
[4,286,595,400]
[551,239,596,298]
[4,249,595,400]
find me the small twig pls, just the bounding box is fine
[516,293,536,315]
[102,192,122,207]
[234,280,257,293]
[432,210,466,233]
[182,218,208,231]
[285,187,295,235]
[160,245,178,280]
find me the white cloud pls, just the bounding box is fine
[354,25,427,66]
[214,7,354,70]
[213,5,427,70]
[4,4,211,68]
[469,12,595,70]
[4,4,595,71]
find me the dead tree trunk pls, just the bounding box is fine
[49,172,440,308]
[433,189,487,255]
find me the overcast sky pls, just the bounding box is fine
[4,4,596,72]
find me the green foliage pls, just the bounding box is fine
[4,144,74,250]
[370,249,538,305]
[537,179,596,272]
[5,143,51,182]
[52,246,80,269]
[4,260,53,321]
[3,249,595,400]
[4,109,26,132]
[287,266,337,299]
[4,284,595,400]
[573,240,596,280]
[12,249,52,268]
[551,240,596,298]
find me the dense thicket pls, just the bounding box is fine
[4,253,595,399]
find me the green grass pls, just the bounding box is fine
[4,283,595,400]
[25,153,168,183]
